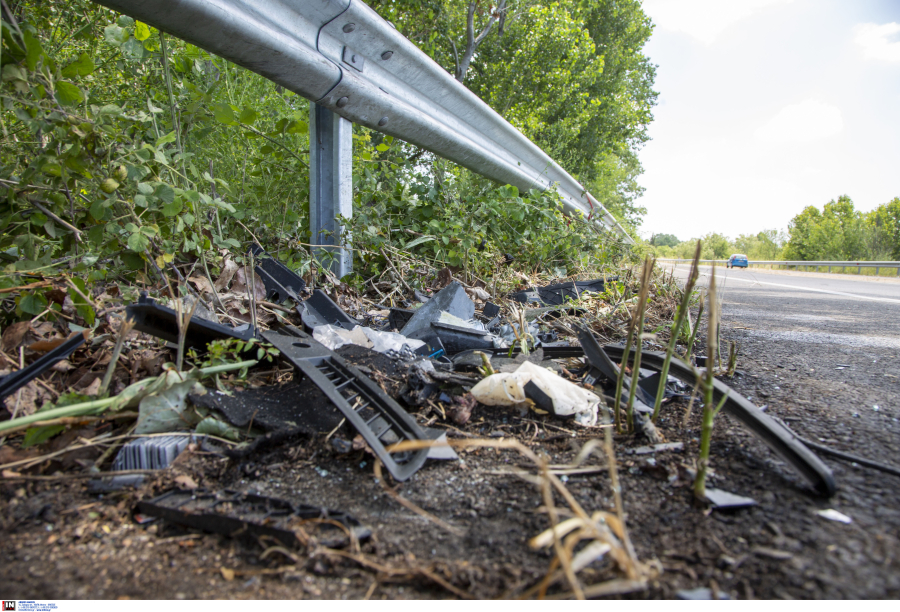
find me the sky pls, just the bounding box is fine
[635,0,900,242]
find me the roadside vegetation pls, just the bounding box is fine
[650,194,900,272]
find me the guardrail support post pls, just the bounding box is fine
[310,103,353,278]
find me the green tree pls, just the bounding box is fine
[650,233,679,248]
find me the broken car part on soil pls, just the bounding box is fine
[509,278,611,306]
[262,327,430,482]
[299,289,360,331]
[136,488,371,548]
[0,330,87,402]
[250,243,306,303]
[602,344,836,497]
[127,293,255,351]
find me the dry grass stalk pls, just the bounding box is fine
[98,317,135,396]
[381,437,645,599]
[625,257,655,431]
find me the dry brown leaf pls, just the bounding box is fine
[3,380,52,417]
[232,266,266,301]
[466,287,491,301]
[188,275,216,296]
[220,567,235,581]
[215,258,240,291]
[175,474,198,490]
[82,377,103,397]
[2,321,33,353]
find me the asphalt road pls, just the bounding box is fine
[655,263,900,596]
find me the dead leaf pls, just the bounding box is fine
[45,289,68,305]
[215,258,240,291]
[175,474,198,490]
[3,380,52,417]
[434,267,453,290]
[232,266,266,301]
[188,275,216,297]
[447,393,477,425]
[2,321,33,352]
[466,287,491,301]
[220,567,235,581]
[83,377,103,397]
[51,360,74,373]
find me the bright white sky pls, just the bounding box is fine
[636,0,900,242]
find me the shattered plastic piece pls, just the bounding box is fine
[136,488,371,548]
[423,429,459,460]
[127,293,254,351]
[313,325,373,351]
[482,302,501,319]
[509,278,609,306]
[631,442,684,455]
[312,324,425,354]
[401,282,474,345]
[190,380,344,434]
[817,509,852,524]
[298,289,360,330]
[603,344,837,498]
[388,307,414,330]
[0,331,86,402]
[677,588,731,600]
[250,243,306,303]
[705,488,757,510]
[471,361,599,426]
[263,328,430,481]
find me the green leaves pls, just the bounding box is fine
[55,81,84,106]
[67,277,95,327]
[134,21,152,42]
[61,53,94,78]
[239,106,258,125]
[103,24,129,46]
[23,30,43,71]
[212,102,236,124]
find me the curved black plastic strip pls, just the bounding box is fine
[603,345,836,497]
[0,332,86,401]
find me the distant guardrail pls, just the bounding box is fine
[657,259,900,276]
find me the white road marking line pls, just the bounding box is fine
[667,265,900,305]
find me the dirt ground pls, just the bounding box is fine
[2,307,899,599]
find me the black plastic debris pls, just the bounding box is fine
[136,488,371,548]
[705,488,757,510]
[603,344,836,497]
[482,302,501,319]
[127,293,255,351]
[576,327,654,411]
[189,379,344,434]
[262,327,430,481]
[510,278,609,307]
[388,307,415,331]
[401,282,474,345]
[90,435,194,491]
[298,289,360,331]
[431,320,494,354]
[250,243,306,303]
[0,331,86,402]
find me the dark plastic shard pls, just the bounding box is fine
[0,331,86,401]
[126,293,254,351]
[262,328,429,481]
[388,307,415,331]
[401,282,474,347]
[136,488,371,548]
[482,301,501,319]
[249,243,306,303]
[576,327,654,410]
[430,321,494,354]
[602,344,836,497]
[510,278,612,307]
[298,289,360,331]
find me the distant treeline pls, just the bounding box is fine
[650,195,900,261]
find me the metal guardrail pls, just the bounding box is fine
[93,0,632,243]
[658,259,900,276]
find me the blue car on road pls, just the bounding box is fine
[727,254,749,269]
